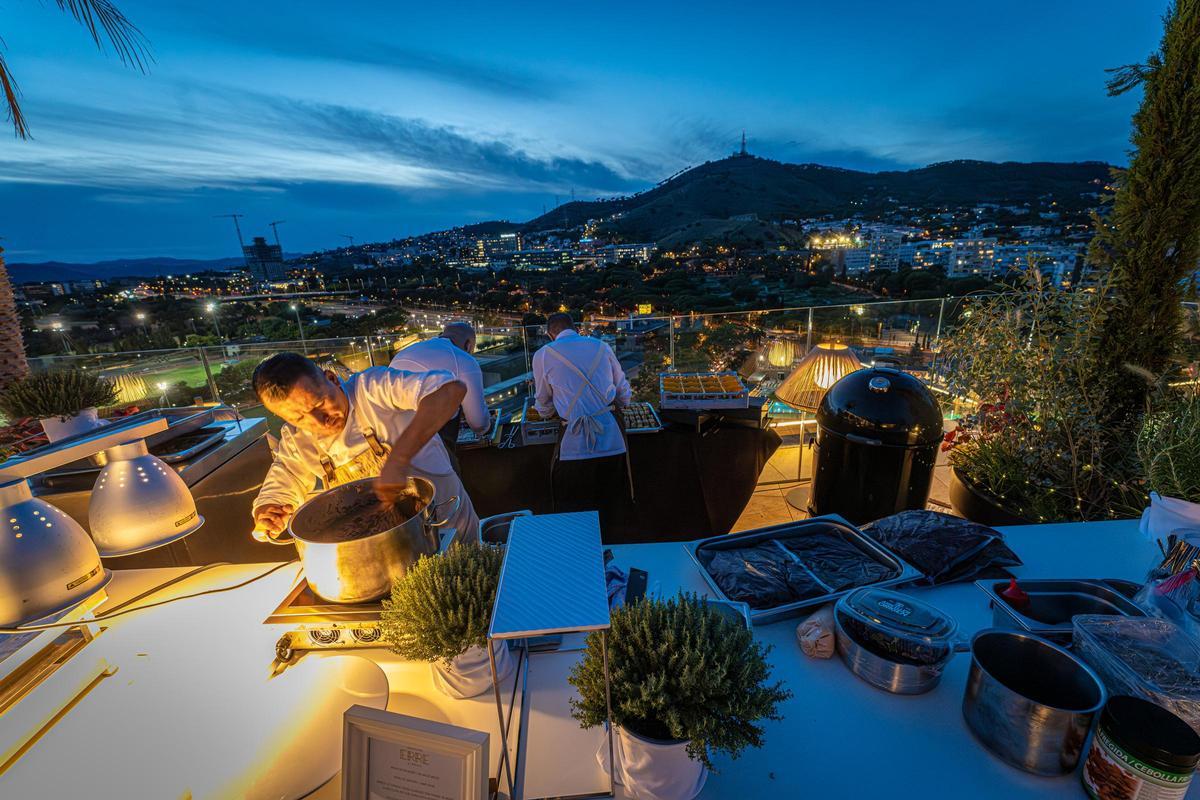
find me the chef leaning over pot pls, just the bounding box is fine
[249,352,481,544]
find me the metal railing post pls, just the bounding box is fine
[934,296,946,345]
[198,347,220,403]
[806,307,814,352]
[669,316,676,371]
[366,338,376,367]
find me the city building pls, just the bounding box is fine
[509,249,573,271]
[242,237,284,281]
[902,239,998,277]
[839,248,872,275]
[475,232,522,265]
[600,243,656,265]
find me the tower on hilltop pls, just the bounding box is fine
[736,130,749,157]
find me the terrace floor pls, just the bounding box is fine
[734,433,957,531]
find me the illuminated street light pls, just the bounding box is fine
[289,303,308,354]
[204,302,224,342]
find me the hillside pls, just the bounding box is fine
[524,156,1111,243]
[7,256,248,283]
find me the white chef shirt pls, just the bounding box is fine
[533,329,632,461]
[389,337,489,434]
[253,366,456,513]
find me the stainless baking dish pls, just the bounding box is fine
[977,579,1146,643]
[686,515,923,624]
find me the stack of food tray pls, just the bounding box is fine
[520,398,559,445]
[687,516,922,623]
[457,409,500,449]
[621,402,663,434]
[659,371,749,410]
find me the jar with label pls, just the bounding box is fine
[1083,695,1200,799]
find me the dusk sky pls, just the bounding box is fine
[0,0,1167,263]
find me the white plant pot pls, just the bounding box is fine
[430,642,514,699]
[1140,492,1200,542]
[40,407,103,443]
[596,725,708,800]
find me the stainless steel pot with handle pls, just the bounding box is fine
[281,476,460,604]
[962,629,1106,776]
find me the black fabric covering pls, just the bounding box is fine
[459,420,780,543]
[863,509,1023,586]
[698,543,829,609]
[701,544,796,607]
[781,533,895,591]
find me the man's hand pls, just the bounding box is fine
[253,503,293,538]
[374,453,416,504]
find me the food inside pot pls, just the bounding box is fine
[299,493,427,543]
[836,606,950,666]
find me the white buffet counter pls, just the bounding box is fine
[1,519,1186,799]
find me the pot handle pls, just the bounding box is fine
[428,495,461,527]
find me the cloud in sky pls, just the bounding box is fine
[0,0,1162,261]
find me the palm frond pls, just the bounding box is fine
[0,48,30,140]
[53,0,154,73]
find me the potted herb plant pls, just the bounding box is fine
[379,542,514,699]
[568,595,789,800]
[0,371,118,442]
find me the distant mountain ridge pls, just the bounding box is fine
[524,156,1112,243]
[9,256,265,283]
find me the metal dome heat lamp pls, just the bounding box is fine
[0,416,202,627]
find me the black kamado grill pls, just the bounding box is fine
[809,367,943,525]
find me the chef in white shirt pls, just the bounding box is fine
[532,313,633,531]
[250,352,480,544]
[389,322,489,473]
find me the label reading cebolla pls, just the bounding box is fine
[1083,727,1193,800]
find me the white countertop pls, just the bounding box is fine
[0,518,1185,799]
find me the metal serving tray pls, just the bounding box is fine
[659,371,749,410]
[457,409,500,449]
[621,401,663,434]
[978,578,1146,643]
[520,398,559,445]
[686,515,922,624]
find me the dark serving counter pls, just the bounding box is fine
[459,415,781,544]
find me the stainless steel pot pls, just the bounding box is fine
[962,629,1106,776]
[283,477,459,604]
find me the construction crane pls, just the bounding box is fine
[268,220,286,248]
[215,213,247,266]
[340,234,355,249]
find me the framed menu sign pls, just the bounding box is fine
[342,705,489,800]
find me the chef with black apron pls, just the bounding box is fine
[532,313,633,534]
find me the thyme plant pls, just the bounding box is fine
[380,543,503,664]
[568,594,789,771]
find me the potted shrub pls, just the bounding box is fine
[1137,387,1200,537]
[568,595,790,800]
[940,276,1144,523]
[0,371,118,442]
[379,542,514,699]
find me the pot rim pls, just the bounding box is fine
[968,628,1106,715]
[289,476,437,545]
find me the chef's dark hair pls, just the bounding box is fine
[546,312,575,337]
[252,352,327,403]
